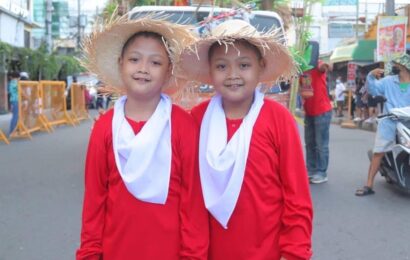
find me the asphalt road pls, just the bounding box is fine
[0,113,409,260]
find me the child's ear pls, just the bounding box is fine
[259,58,266,69]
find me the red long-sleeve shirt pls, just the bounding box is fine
[191,99,313,260]
[76,105,209,260]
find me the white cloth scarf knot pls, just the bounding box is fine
[112,94,172,204]
[199,88,264,228]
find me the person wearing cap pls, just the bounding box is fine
[19,72,29,80]
[356,53,410,196]
[178,19,313,260]
[76,16,209,259]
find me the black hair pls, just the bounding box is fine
[208,39,263,62]
[9,71,20,79]
[121,31,169,58]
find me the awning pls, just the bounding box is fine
[352,40,376,61]
[330,39,377,64]
[330,43,356,63]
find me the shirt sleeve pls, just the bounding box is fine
[178,117,209,260]
[76,123,109,260]
[367,72,385,96]
[277,112,313,260]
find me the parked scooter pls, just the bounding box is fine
[369,107,410,193]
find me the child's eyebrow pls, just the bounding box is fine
[127,51,167,59]
[236,56,252,61]
[212,57,228,62]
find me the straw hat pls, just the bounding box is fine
[176,19,296,85]
[392,53,410,71]
[81,14,196,88]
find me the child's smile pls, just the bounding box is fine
[119,36,171,99]
[209,42,264,107]
[132,73,152,84]
[223,79,245,89]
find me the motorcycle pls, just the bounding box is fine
[369,107,410,193]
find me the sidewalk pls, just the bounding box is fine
[331,114,377,132]
[0,112,11,134]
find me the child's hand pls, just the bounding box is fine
[371,68,384,78]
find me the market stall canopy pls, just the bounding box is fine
[330,43,356,63]
[330,40,377,64]
[352,40,376,62]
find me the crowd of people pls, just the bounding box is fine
[330,69,387,124]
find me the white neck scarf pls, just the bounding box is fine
[112,94,172,204]
[199,89,264,228]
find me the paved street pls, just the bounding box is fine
[0,112,409,260]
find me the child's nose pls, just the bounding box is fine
[227,67,239,78]
[136,60,149,73]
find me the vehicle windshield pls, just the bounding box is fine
[130,11,281,33]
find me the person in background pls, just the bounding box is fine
[8,71,20,136]
[303,61,333,184]
[20,72,29,80]
[354,72,368,122]
[356,54,410,196]
[335,76,346,117]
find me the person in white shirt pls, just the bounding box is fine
[335,76,346,117]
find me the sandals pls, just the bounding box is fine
[355,186,375,196]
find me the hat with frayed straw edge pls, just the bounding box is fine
[391,53,410,72]
[81,14,196,90]
[176,19,297,85]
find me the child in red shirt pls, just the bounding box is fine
[76,16,209,260]
[178,19,313,260]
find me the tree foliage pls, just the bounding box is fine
[0,41,84,80]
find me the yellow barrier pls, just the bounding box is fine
[40,81,75,127]
[0,129,9,144]
[10,81,52,140]
[70,83,89,123]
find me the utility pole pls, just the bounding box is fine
[355,0,359,39]
[365,0,368,32]
[77,0,81,49]
[386,0,395,15]
[45,0,53,53]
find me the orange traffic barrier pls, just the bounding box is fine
[0,129,9,144]
[10,81,52,140]
[40,81,75,127]
[70,83,89,123]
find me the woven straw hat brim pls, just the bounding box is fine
[176,20,296,85]
[392,53,410,72]
[82,15,196,89]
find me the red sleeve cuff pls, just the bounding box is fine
[281,249,312,260]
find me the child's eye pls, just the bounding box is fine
[216,64,226,70]
[152,61,162,66]
[240,63,251,69]
[129,58,139,63]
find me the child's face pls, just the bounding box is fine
[119,36,171,99]
[209,42,264,104]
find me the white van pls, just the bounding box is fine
[128,6,288,104]
[129,6,286,41]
